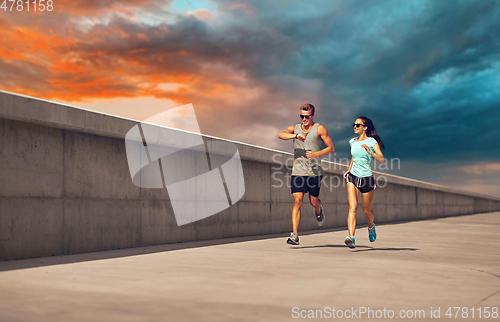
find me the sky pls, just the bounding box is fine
[1,0,500,197]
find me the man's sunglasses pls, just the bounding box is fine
[300,114,313,119]
[353,123,365,128]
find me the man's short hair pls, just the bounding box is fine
[300,103,315,115]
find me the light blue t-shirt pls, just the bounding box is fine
[349,137,378,177]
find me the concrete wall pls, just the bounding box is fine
[1,90,500,260]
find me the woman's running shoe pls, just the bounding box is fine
[344,236,355,248]
[368,224,376,242]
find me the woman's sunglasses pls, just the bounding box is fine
[353,123,365,128]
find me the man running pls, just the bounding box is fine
[278,103,335,245]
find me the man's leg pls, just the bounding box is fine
[292,192,304,233]
[309,195,321,215]
[307,176,324,226]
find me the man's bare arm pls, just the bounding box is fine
[279,125,301,141]
[306,125,334,159]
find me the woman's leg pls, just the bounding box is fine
[346,182,359,236]
[361,190,375,228]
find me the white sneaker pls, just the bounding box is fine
[286,232,300,245]
[316,205,324,227]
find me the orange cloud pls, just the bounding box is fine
[189,9,215,22]
[228,2,256,15]
[0,1,316,151]
[53,0,159,16]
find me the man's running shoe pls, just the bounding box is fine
[368,224,376,242]
[286,232,300,245]
[316,205,324,227]
[344,236,355,248]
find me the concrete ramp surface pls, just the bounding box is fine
[0,212,499,322]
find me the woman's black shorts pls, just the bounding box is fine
[291,175,322,197]
[346,172,376,193]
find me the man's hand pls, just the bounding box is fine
[296,133,306,142]
[306,151,317,159]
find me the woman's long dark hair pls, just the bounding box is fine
[358,116,385,150]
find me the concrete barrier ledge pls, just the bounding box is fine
[1,89,497,201]
[1,89,499,261]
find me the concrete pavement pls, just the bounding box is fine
[1,212,499,321]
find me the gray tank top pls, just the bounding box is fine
[292,123,324,176]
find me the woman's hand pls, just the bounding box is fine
[344,171,349,180]
[361,144,371,154]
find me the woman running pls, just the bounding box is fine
[343,117,385,248]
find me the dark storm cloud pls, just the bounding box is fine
[206,0,500,193]
[224,0,500,165]
[328,0,500,164]
[67,12,299,79]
